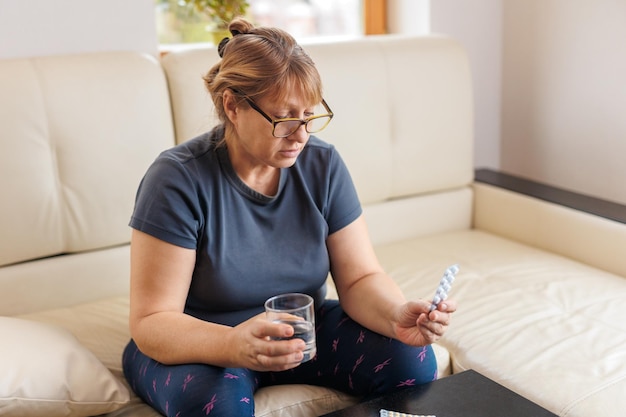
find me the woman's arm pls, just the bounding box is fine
[327,215,455,345]
[128,229,306,370]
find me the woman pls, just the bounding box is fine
[123,17,456,417]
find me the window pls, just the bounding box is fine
[155,0,370,45]
[249,0,362,39]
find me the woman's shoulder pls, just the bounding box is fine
[301,135,340,162]
[305,135,334,151]
[157,126,224,165]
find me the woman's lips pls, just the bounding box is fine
[280,148,300,158]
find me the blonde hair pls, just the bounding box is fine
[203,18,323,138]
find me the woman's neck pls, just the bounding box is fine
[225,139,280,197]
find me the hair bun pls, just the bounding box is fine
[228,17,255,36]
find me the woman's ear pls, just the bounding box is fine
[222,89,239,124]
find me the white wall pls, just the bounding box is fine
[430,0,502,170]
[391,0,626,207]
[501,0,626,205]
[387,0,430,35]
[388,0,503,170]
[4,0,622,206]
[0,0,158,59]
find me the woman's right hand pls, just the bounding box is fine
[229,314,306,371]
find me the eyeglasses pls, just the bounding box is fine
[242,96,334,138]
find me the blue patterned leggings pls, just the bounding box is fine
[122,300,437,417]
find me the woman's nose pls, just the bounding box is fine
[288,122,309,142]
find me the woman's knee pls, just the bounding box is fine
[123,340,257,417]
[165,368,256,417]
[313,308,438,397]
[369,343,438,395]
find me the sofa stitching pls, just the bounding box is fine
[560,373,626,416]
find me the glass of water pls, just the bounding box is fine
[264,293,316,363]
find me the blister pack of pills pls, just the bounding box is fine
[429,264,459,311]
[380,409,435,417]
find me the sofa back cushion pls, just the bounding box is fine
[162,35,475,244]
[0,52,174,313]
[0,52,174,266]
[305,36,474,204]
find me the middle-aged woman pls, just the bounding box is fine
[122,17,457,417]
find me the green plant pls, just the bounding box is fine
[181,0,249,29]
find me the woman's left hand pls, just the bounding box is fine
[392,299,457,346]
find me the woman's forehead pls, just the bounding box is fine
[268,76,322,106]
[263,94,317,110]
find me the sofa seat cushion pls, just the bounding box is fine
[374,229,626,417]
[0,316,129,417]
[17,297,360,417]
[16,291,450,417]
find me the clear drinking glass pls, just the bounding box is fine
[264,293,316,363]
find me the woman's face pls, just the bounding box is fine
[228,90,316,170]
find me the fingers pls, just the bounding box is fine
[412,315,444,345]
[260,338,305,362]
[438,299,457,313]
[247,320,307,371]
[426,310,451,326]
[421,308,453,337]
[255,319,295,339]
[416,299,456,341]
[254,338,306,371]
[420,315,447,335]
[426,298,456,321]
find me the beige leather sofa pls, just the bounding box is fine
[1,35,625,417]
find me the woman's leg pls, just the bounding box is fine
[122,339,258,417]
[261,299,438,397]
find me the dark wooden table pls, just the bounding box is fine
[320,369,558,417]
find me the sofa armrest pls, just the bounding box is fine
[473,168,626,278]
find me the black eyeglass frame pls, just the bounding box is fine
[240,95,334,138]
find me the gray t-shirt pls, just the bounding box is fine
[130,126,362,326]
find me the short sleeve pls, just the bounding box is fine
[129,156,203,249]
[325,148,362,234]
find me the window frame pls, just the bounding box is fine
[364,0,387,35]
